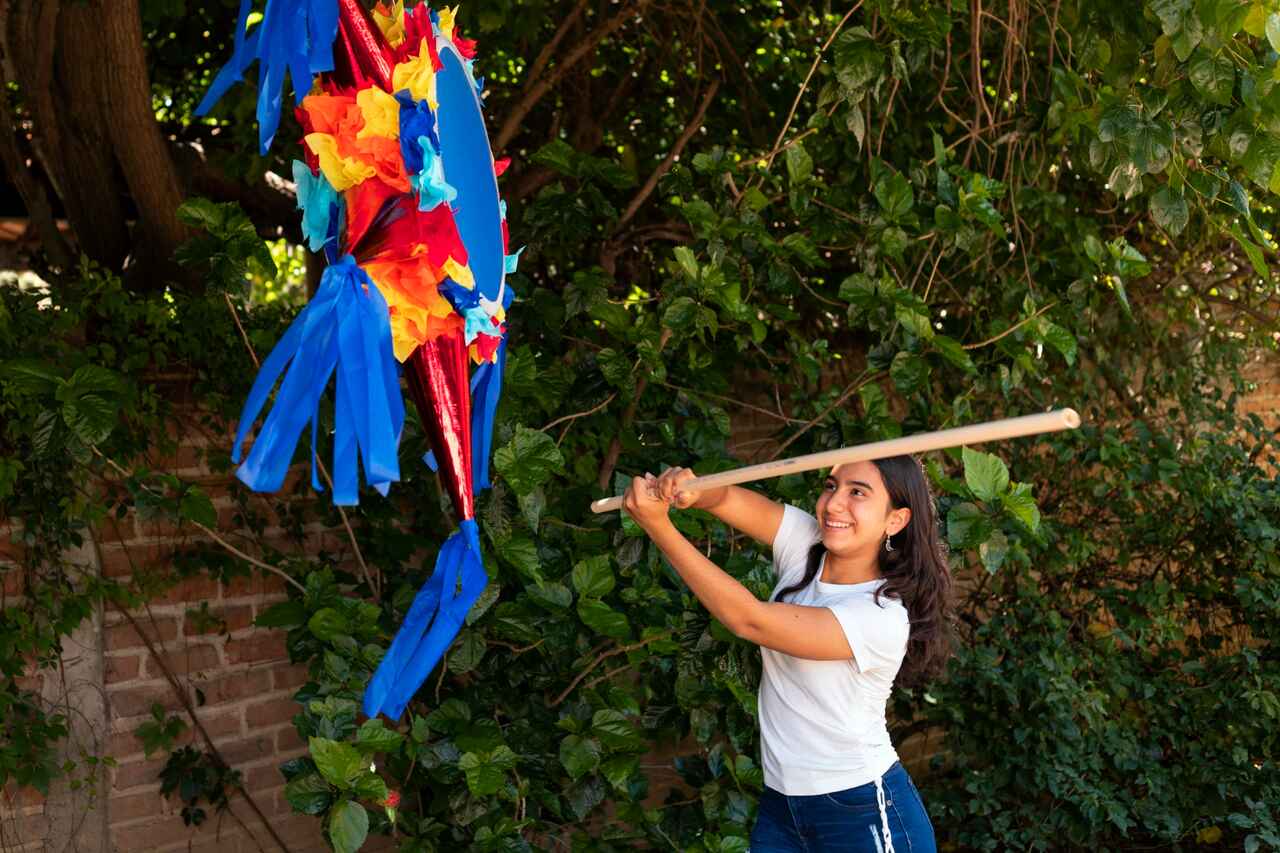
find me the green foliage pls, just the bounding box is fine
[158,747,242,827]
[3,0,1280,851]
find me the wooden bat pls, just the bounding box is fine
[590,408,1081,514]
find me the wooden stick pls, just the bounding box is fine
[590,408,1081,514]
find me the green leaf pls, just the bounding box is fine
[351,772,388,802]
[592,710,644,751]
[425,698,471,734]
[895,305,934,340]
[309,737,365,790]
[979,529,1009,574]
[932,335,975,373]
[785,143,813,184]
[458,746,516,796]
[493,426,564,496]
[833,27,882,93]
[673,246,700,281]
[572,555,615,598]
[874,171,915,221]
[1229,223,1269,278]
[284,772,333,816]
[63,394,116,446]
[577,599,630,638]
[527,582,573,611]
[1268,12,1280,52]
[1189,53,1234,105]
[179,487,217,529]
[328,800,369,853]
[0,360,62,395]
[889,351,930,394]
[1150,186,1189,235]
[256,600,307,629]
[962,447,1010,502]
[465,582,501,626]
[448,630,487,674]
[601,755,639,790]
[355,719,403,754]
[1002,488,1042,532]
[947,502,993,549]
[559,734,601,780]
[662,296,699,331]
[529,139,577,175]
[496,534,542,581]
[1039,322,1077,366]
[518,487,546,531]
[308,608,351,643]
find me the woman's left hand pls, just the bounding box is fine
[622,473,674,533]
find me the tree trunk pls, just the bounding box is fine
[95,0,191,288]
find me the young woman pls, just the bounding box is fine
[622,456,952,853]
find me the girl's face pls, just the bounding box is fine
[815,462,910,556]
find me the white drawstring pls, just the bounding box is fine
[874,776,896,853]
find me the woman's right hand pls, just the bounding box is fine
[655,467,726,510]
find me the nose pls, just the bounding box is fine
[825,489,851,514]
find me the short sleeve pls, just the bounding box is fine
[827,594,910,673]
[771,504,821,586]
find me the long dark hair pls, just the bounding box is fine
[775,455,954,686]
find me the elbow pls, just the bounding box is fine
[724,604,766,643]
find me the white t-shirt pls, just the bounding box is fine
[757,504,911,795]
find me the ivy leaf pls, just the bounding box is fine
[309,737,365,790]
[577,599,630,638]
[178,487,217,529]
[572,555,615,598]
[256,600,307,628]
[355,719,403,754]
[962,447,1010,502]
[493,426,564,496]
[559,734,601,779]
[62,394,116,446]
[284,772,333,815]
[328,800,368,853]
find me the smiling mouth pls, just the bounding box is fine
[823,520,852,530]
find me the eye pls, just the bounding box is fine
[824,481,836,491]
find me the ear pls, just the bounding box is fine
[888,507,911,536]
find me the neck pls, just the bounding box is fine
[821,547,882,585]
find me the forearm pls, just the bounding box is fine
[645,518,763,635]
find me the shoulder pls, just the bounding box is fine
[773,504,820,548]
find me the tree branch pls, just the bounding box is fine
[494,0,648,151]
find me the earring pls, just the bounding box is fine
[884,533,894,552]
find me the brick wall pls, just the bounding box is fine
[2,350,1277,852]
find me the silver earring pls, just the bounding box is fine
[884,534,894,552]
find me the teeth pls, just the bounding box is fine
[825,521,851,529]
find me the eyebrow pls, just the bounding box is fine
[825,476,876,492]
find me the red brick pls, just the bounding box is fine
[112,756,169,791]
[245,695,301,729]
[155,576,222,606]
[107,729,145,762]
[216,732,275,766]
[105,653,142,684]
[110,790,168,823]
[245,763,286,793]
[193,669,272,706]
[275,725,305,754]
[93,515,135,544]
[104,616,179,652]
[143,644,222,679]
[184,604,253,637]
[224,632,287,665]
[111,815,197,850]
[2,565,24,596]
[271,663,309,691]
[109,683,185,719]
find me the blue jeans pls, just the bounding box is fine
[749,762,937,852]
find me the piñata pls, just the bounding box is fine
[199,0,517,720]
